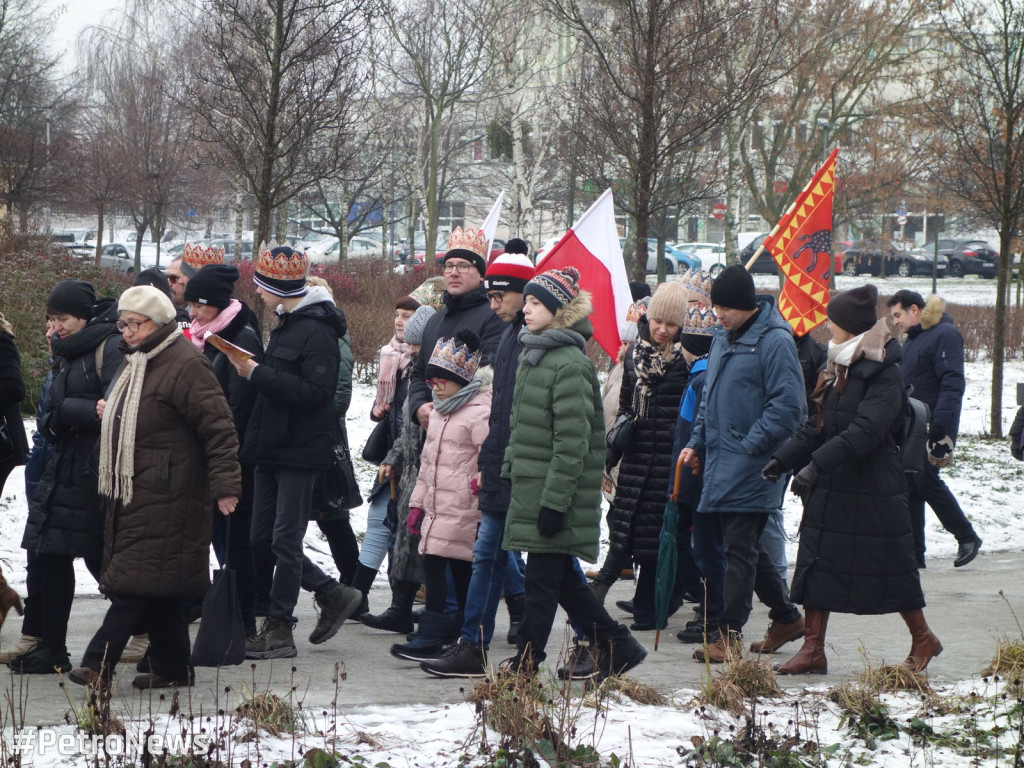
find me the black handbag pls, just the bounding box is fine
[190,519,246,667]
[0,419,13,464]
[323,443,364,513]
[606,413,635,453]
[361,419,390,465]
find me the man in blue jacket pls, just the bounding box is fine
[681,266,805,663]
[888,290,982,568]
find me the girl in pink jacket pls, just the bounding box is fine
[390,330,492,662]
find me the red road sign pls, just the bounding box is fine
[712,203,727,220]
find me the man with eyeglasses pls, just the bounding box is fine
[407,228,506,432]
[421,240,536,677]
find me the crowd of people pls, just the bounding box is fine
[0,230,990,689]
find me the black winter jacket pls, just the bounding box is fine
[201,302,264,445]
[407,286,506,419]
[241,287,344,471]
[774,338,924,615]
[0,331,29,467]
[477,317,524,514]
[23,300,123,559]
[899,297,965,441]
[796,333,827,410]
[609,329,690,564]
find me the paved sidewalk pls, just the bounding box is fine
[0,548,1020,727]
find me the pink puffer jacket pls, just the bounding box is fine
[411,381,492,561]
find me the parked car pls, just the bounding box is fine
[676,241,727,276]
[98,243,136,273]
[841,240,947,278]
[935,239,998,278]
[619,239,676,276]
[207,239,254,263]
[657,241,701,272]
[309,236,391,263]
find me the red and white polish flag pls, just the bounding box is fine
[536,188,631,358]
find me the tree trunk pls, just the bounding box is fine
[235,183,245,260]
[424,111,441,264]
[95,204,105,266]
[992,227,1011,437]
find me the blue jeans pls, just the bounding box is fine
[251,467,335,626]
[461,511,517,647]
[357,492,391,570]
[758,510,788,584]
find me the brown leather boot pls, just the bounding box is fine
[774,609,828,675]
[693,630,742,664]
[749,616,805,654]
[901,609,943,672]
[0,567,23,627]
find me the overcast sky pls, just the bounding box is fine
[40,0,122,71]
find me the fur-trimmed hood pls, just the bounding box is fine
[549,290,593,331]
[920,294,945,330]
[473,364,495,389]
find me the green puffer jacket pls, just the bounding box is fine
[502,293,603,561]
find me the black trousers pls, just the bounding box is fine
[718,513,800,635]
[422,555,472,614]
[317,517,360,585]
[33,553,100,650]
[518,552,629,664]
[908,463,978,564]
[82,594,190,679]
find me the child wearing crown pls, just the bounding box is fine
[389,330,492,663]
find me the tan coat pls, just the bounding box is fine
[100,324,241,599]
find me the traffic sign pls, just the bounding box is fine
[712,203,727,220]
[897,214,908,226]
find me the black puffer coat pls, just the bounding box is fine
[477,317,523,515]
[200,302,264,445]
[241,287,344,471]
[774,336,924,615]
[23,300,123,559]
[609,326,690,564]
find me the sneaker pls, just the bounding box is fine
[132,670,195,689]
[749,617,805,654]
[309,584,363,645]
[120,634,150,664]
[596,635,647,679]
[420,639,487,678]
[0,635,40,663]
[245,617,298,660]
[557,642,597,680]
[7,643,71,674]
[390,639,445,663]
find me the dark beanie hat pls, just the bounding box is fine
[184,264,240,309]
[827,284,878,336]
[395,295,421,312]
[133,267,172,299]
[504,237,529,255]
[709,265,756,311]
[629,281,652,302]
[46,280,95,320]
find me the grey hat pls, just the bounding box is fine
[403,304,436,346]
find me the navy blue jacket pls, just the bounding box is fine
[477,316,523,514]
[670,357,707,509]
[687,296,805,514]
[899,297,964,441]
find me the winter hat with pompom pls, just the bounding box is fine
[523,266,581,314]
[425,329,481,386]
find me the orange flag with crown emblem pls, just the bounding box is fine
[760,148,839,336]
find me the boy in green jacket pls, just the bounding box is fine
[502,267,646,679]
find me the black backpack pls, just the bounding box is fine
[900,393,930,473]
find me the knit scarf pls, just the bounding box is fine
[518,326,586,365]
[98,325,182,505]
[630,336,686,420]
[432,375,483,415]
[188,299,243,352]
[810,317,891,430]
[374,336,412,411]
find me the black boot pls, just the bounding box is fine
[505,593,525,645]
[349,563,378,617]
[390,611,449,662]
[360,580,417,634]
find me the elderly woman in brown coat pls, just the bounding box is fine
[69,286,241,690]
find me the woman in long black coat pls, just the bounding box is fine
[0,312,29,628]
[766,285,942,675]
[606,282,690,629]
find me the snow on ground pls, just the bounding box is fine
[3,279,1024,766]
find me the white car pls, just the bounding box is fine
[675,242,727,276]
[308,236,387,263]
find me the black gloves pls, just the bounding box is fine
[760,458,784,483]
[790,462,819,498]
[537,506,565,537]
[927,432,955,467]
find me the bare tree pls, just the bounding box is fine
[182,0,372,245]
[0,0,66,233]
[922,0,1024,437]
[545,0,782,280]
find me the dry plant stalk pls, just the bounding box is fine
[700,657,782,715]
[591,677,668,706]
[982,637,1024,692]
[466,670,548,744]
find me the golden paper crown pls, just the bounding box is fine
[682,268,714,300]
[183,242,226,271]
[625,297,650,324]
[683,306,718,336]
[428,335,480,383]
[446,227,489,260]
[255,240,308,282]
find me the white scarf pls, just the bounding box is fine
[98,326,182,505]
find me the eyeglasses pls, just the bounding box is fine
[486,291,506,303]
[424,379,446,390]
[166,274,181,284]
[443,262,474,275]
[116,319,151,333]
